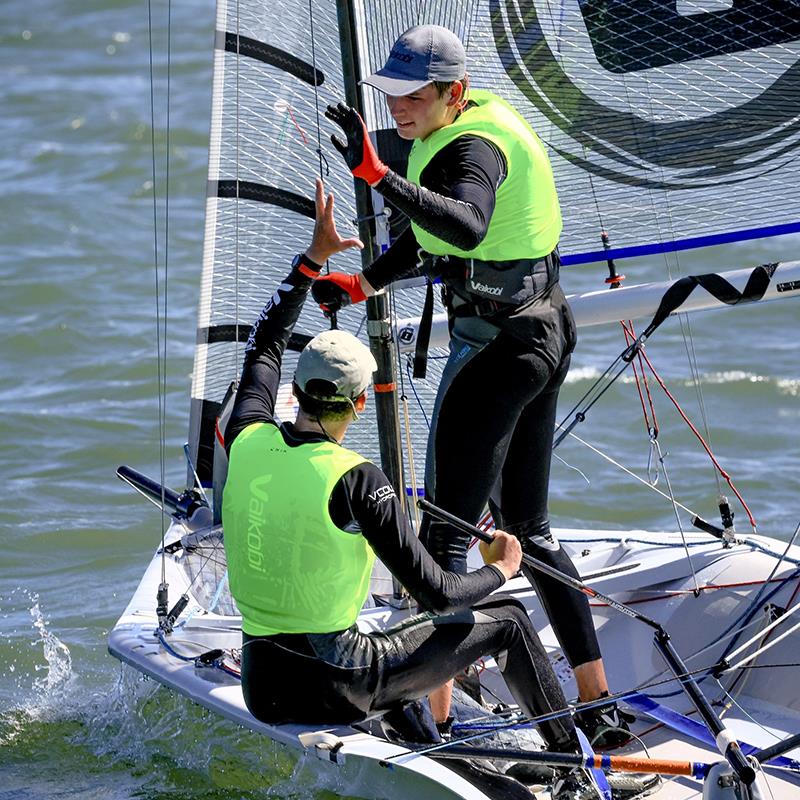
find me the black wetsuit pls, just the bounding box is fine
[225,263,578,750]
[363,135,602,669]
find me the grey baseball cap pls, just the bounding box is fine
[361,25,465,96]
[294,329,377,401]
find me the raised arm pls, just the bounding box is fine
[311,105,505,311]
[225,180,363,449]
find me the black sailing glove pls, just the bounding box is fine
[325,103,388,185]
[311,272,367,314]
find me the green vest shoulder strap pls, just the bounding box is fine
[407,89,561,261]
[222,423,376,636]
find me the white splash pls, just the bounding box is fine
[29,596,73,698]
[777,377,800,397]
[0,588,74,744]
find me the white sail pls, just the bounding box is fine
[187,0,800,499]
[188,0,364,484]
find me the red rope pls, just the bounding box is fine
[619,322,756,530]
[622,321,658,437]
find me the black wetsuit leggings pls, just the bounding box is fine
[241,594,577,751]
[419,332,602,668]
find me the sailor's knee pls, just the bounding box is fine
[506,518,560,556]
[491,594,529,625]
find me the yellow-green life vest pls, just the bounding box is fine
[407,89,562,261]
[222,423,375,636]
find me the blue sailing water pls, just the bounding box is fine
[1,1,798,797]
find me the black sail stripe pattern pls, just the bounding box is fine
[645,263,778,336]
[222,32,324,86]
[216,181,316,218]
[197,326,312,352]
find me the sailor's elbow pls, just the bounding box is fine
[455,221,490,252]
[455,228,483,251]
[417,590,456,616]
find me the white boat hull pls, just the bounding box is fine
[109,521,800,799]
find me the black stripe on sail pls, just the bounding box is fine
[217,181,315,218]
[646,264,778,336]
[197,325,312,352]
[192,397,220,486]
[223,32,323,86]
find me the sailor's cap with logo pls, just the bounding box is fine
[361,24,465,97]
[295,329,377,401]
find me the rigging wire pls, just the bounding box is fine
[619,322,757,531]
[715,677,785,750]
[307,0,327,181]
[234,0,241,366]
[679,313,722,498]
[636,47,729,531]
[388,284,422,531]
[561,428,701,520]
[622,321,659,482]
[718,523,800,698]
[651,435,701,596]
[146,0,171,603]
[381,659,773,761]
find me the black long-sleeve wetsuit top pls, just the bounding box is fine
[225,264,506,616]
[364,135,506,288]
[362,134,575,367]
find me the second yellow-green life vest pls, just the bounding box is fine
[222,423,375,636]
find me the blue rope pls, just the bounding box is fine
[157,629,195,662]
[207,570,229,614]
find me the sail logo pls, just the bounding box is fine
[578,3,799,74]
[489,0,800,191]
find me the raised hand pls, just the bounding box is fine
[305,178,364,266]
[325,103,389,186]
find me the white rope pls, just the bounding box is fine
[561,429,701,520]
[723,616,800,674]
[722,601,800,664]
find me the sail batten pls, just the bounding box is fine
[222,33,326,86]
[562,221,800,266]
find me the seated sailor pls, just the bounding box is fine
[221,179,602,798]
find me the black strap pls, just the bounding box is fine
[450,298,504,318]
[413,280,435,379]
[644,263,778,337]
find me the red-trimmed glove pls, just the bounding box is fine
[311,272,367,313]
[325,103,389,186]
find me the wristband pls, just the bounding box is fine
[292,252,323,278]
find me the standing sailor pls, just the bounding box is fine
[221,179,601,798]
[313,24,631,748]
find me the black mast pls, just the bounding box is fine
[335,1,407,568]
